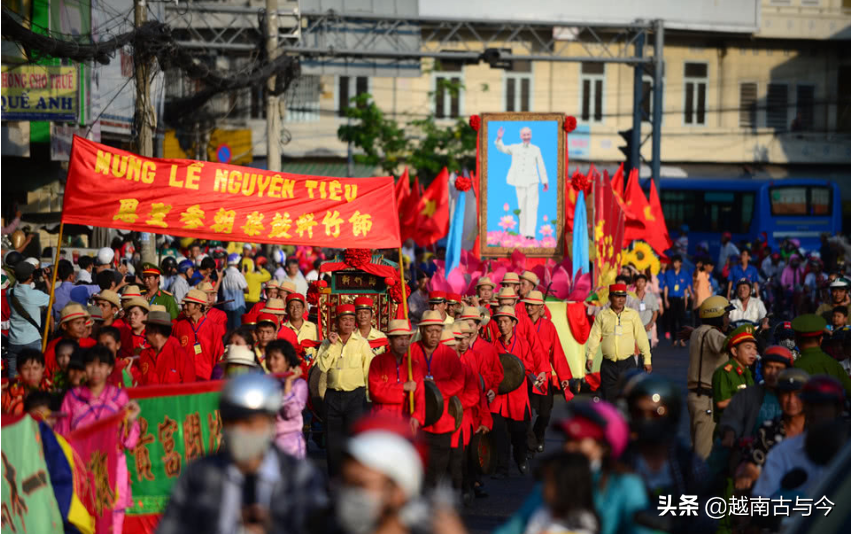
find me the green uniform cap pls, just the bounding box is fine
[791,314,827,337]
[724,324,757,351]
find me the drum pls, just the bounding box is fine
[472,432,493,475]
[308,365,326,421]
[448,395,463,431]
[423,380,444,427]
[497,353,525,394]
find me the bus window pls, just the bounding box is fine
[770,186,831,216]
[660,189,754,234]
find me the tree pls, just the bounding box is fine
[337,81,477,184]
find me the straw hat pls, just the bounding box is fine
[520,271,540,286]
[521,290,545,305]
[182,289,207,306]
[266,279,280,289]
[386,320,415,337]
[459,306,481,321]
[418,310,445,327]
[150,304,167,313]
[122,297,150,312]
[224,345,259,367]
[496,287,519,300]
[87,305,104,322]
[476,276,496,289]
[492,306,518,322]
[198,281,216,293]
[59,303,89,325]
[452,321,473,337]
[440,328,457,346]
[262,297,287,315]
[145,310,173,327]
[279,281,297,294]
[121,285,143,300]
[94,290,120,308]
[501,272,520,285]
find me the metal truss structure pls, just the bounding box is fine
[164,3,664,178]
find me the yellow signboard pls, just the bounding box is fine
[164,128,254,165]
[1,65,78,121]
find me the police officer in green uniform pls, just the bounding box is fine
[712,325,757,423]
[141,263,180,320]
[791,313,851,394]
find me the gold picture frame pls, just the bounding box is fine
[479,112,565,258]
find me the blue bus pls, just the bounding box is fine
[647,178,843,258]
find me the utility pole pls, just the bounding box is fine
[135,0,157,265]
[266,0,281,172]
[651,19,664,188]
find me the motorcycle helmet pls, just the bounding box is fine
[219,373,282,422]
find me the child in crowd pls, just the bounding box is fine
[50,339,78,392]
[265,339,307,459]
[98,326,132,387]
[210,329,259,380]
[830,306,849,334]
[56,345,141,534]
[524,452,600,534]
[66,351,87,389]
[2,349,53,415]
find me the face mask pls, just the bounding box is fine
[335,487,383,534]
[223,426,273,464]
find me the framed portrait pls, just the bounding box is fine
[479,112,565,258]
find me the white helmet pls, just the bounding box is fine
[96,247,114,266]
[219,373,282,421]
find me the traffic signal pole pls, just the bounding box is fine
[651,20,665,189]
[630,31,645,177]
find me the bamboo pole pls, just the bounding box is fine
[397,248,414,413]
[42,222,64,352]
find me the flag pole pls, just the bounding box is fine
[397,247,415,414]
[42,222,64,352]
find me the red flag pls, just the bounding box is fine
[394,168,411,215]
[648,179,673,250]
[593,169,626,287]
[611,163,625,199]
[622,169,669,255]
[410,168,450,247]
[399,175,422,242]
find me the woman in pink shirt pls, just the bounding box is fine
[56,345,141,534]
[265,339,308,458]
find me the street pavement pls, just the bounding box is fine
[461,340,691,534]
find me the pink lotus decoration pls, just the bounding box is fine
[539,224,553,237]
[498,215,517,231]
[426,249,592,302]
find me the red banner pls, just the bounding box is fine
[66,410,125,534]
[63,136,402,249]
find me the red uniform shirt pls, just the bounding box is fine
[134,336,197,386]
[469,334,505,395]
[173,314,225,381]
[207,308,228,339]
[368,351,426,426]
[451,354,483,449]
[110,317,128,331]
[532,316,574,400]
[276,323,300,346]
[515,300,551,321]
[491,330,547,421]
[119,327,149,359]
[44,336,96,374]
[488,306,545,375]
[410,341,464,435]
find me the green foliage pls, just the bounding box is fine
[336,87,477,184]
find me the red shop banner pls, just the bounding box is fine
[63,136,402,249]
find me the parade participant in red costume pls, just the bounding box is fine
[488,287,546,372]
[451,321,486,505]
[490,306,547,478]
[459,305,504,404]
[44,303,96,373]
[523,290,573,453]
[473,276,496,308]
[409,310,464,487]
[198,281,227,339]
[173,289,225,380]
[248,279,282,316]
[117,297,149,359]
[135,310,196,385]
[367,319,426,431]
[93,290,123,328]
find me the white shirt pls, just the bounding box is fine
[281,272,309,295]
[494,139,549,187]
[729,297,767,324]
[761,256,785,279]
[717,242,740,273]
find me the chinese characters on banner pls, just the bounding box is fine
[63,136,402,248]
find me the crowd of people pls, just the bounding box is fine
[1,229,850,534]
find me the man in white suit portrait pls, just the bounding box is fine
[494,125,549,239]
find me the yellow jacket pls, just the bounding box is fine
[316,331,375,391]
[243,264,271,303]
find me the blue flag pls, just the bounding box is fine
[572,191,590,276]
[446,187,466,276]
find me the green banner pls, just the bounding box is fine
[1,415,65,532]
[125,383,222,516]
